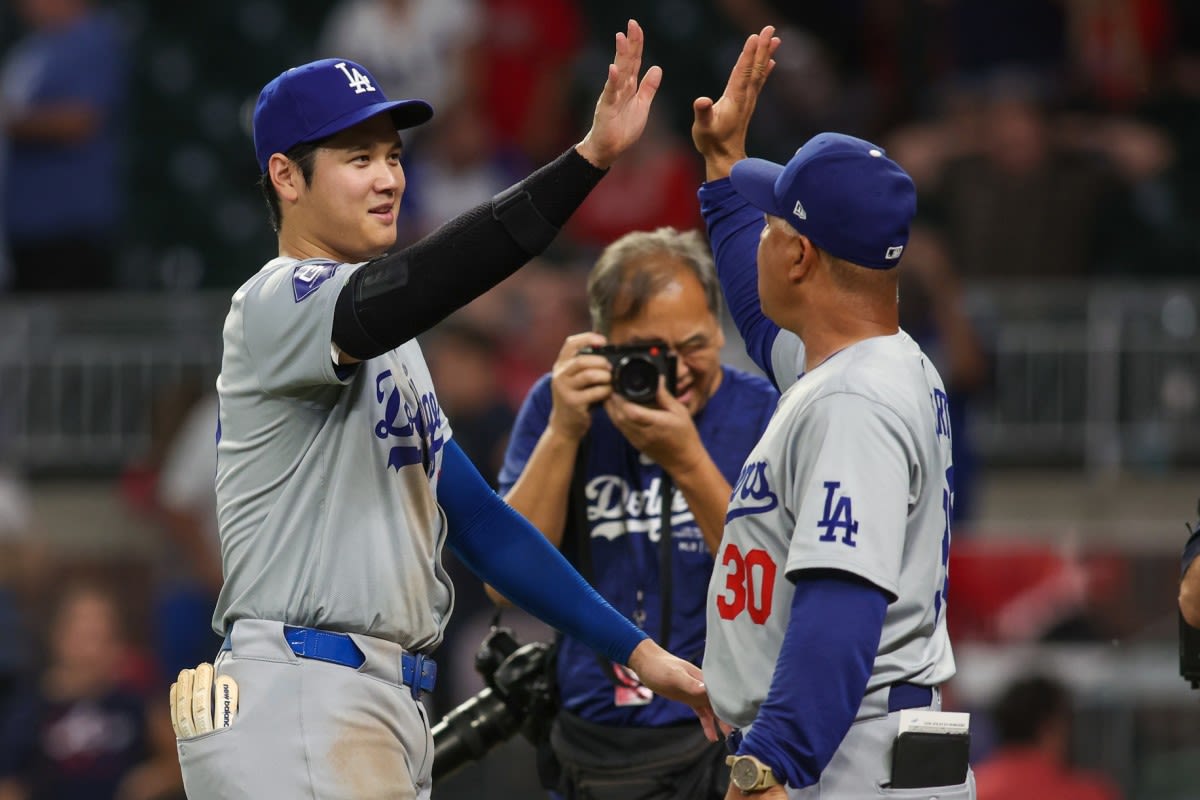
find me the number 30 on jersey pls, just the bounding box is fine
[716,544,777,624]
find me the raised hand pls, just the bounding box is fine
[692,26,781,181]
[576,19,663,169]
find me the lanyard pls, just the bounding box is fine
[570,435,677,653]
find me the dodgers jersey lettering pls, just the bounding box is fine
[704,331,956,728]
[213,256,454,650]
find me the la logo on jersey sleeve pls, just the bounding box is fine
[816,481,859,547]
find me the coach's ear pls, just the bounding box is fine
[788,232,820,284]
[268,152,302,203]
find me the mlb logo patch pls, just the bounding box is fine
[885,245,904,260]
[292,261,340,302]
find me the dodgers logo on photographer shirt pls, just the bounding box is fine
[374,368,444,478]
[584,474,698,544]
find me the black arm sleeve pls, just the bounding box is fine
[332,146,606,359]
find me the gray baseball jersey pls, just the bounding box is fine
[704,329,956,728]
[212,256,455,652]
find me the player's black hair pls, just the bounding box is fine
[587,227,723,336]
[258,140,323,233]
[991,674,1070,746]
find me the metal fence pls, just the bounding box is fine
[0,282,1197,473]
[0,293,228,470]
[964,281,1200,473]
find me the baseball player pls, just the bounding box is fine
[691,29,975,798]
[170,22,716,800]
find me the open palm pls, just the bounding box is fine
[692,26,781,179]
[577,19,662,169]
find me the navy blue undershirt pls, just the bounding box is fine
[737,570,888,788]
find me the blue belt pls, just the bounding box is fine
[220,625,437,699]
[887,682,932,713]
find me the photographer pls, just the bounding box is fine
[487,227,778,800]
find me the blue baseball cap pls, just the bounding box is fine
[729,133,916,269]
[253,58,433,173]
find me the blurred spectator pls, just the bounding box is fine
[423,321,516,486]
[486,260,591,409]
[578,2,742,142]
[896,226,988,525]
[1064,0,1173,110]
[316,0,481,108]
[714,0,888,149]
[401,100,516,243]
[0,0,128,291]
[475,0,583,167]
[566,111,702,252]
[152,392,223,680]
[0,583,170,800]
[1136,14,1200,272]
[974,674,1122,800]
[0,468,44,721]
[924,74,1143,279]
[948,0,1068,82]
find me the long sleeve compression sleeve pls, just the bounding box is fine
[737,569,888,789]
[699,178,781,384]
[437,440,647,665]
[333,147,606,359]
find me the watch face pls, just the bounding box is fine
[731,757,761,791]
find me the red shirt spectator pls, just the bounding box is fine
[975,746,1121,800]
[478,0,583,163]
[975,675,1123,800]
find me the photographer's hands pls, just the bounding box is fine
[548,332,613,441]
[627,638,718,742]
[604,379,704,475]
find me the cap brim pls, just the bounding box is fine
[729,158,785,216]
[304,98,434,144]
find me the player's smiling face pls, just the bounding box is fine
[606,264,725,416]
[296,115,405,263]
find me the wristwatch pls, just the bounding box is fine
[726,754,781,793]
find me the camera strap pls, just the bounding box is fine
[568,435,677,681]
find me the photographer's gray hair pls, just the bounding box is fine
[588,228,723,336]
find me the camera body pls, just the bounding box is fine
[431,627,556,783]
[580,342,678,405]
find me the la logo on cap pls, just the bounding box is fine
[334,61,376,94]
[793,201,807,220]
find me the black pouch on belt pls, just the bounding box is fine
[889,731,971,788]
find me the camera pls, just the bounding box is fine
[431,627,556,783]
[579,342,677,405]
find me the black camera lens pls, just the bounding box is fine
[614,355,660,403]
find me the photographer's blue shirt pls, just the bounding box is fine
[499,366,778,726]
